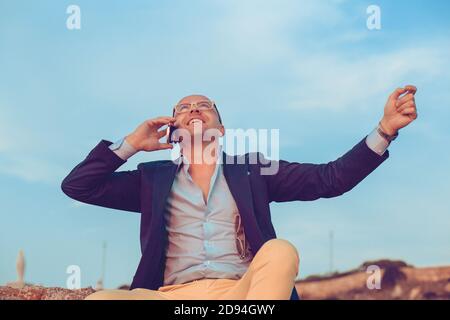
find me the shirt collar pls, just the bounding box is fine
[176,145,223,173]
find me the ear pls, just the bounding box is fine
[218,125,225,137]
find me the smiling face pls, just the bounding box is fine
[173,94,224,137]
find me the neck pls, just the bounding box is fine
[180,140,221,166]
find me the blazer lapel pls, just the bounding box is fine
[222,152,265,253]
[151,162,178,235]
[141,161,178,262]
[132,161,178,289]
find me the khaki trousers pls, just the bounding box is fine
[85,239,299,300]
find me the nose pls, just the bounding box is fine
[190,108,201,115]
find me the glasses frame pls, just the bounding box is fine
[173,100,216,114]
[172,99,223,124]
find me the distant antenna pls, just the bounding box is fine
[96,241,107,290]
[101,241,107,285]
[329,230,334,274]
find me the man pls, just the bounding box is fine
[61,86,418,300]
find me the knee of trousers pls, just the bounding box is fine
[259,239,300,267]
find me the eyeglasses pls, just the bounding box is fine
[235,214,249,260]
[173,100,216,114]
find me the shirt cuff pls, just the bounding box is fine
[365,126,390,156]
[109,138,138,160]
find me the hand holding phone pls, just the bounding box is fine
[126,116,175,152]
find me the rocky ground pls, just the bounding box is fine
[295,260,450,300]
[1,260,449,300]
[0,285,95,300]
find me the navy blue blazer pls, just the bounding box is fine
[61,135,389,300]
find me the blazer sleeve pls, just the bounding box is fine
[263,135,389,202]
[61,139,141,213]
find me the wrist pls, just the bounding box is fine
[377,120,398,142]
[125,134,141,151]
[379,118,398,136]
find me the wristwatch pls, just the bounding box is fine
[377,122,398,142]
[109,137,126,151]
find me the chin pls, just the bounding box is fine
[186,122,209,134]
[188,127,207,137]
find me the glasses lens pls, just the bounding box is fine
[176,104,191,113]
[196,101,212,110]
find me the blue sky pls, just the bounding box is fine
[1,0,449,289]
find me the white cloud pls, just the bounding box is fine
[287,44,449,111]
[0,105,66,185]
[0,153,66,184]
[0,109,13,152]
[207,1,450,114]
[210,0,346,66]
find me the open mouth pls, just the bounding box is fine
[187,118,205,125]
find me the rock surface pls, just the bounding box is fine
[0,285,95,300]
[2,260,449,300]
[296,263,450,300]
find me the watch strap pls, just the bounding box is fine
[377,122,398,142]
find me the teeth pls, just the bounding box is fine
[189,119,203,124]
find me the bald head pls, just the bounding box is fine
[177,94,212,105]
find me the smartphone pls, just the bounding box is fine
[166,124,179,144]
